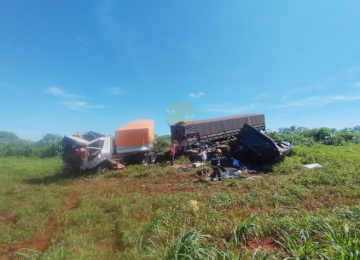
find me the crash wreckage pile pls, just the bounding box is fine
[228,123,293,164]
[61,113,293,176]
[187,123,293,165]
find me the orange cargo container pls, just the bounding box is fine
[115,119,154,148]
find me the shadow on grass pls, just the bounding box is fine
[22,168,106,185]
[22,172,69,185]
[156,153,171,163]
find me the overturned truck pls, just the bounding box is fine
[229,123,293,164]
[61,120,157,175]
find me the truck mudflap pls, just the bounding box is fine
[229,123,293,164]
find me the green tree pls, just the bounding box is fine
[153,135,171,153]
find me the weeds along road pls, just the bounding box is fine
[0,144,360,259]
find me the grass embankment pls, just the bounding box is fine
[0,145,359,259]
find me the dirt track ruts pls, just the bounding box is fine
[2,191,79,260]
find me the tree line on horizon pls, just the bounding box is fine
[268,125,360,146]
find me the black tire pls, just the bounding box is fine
[97,161,111,175]
[140,155,149,165]
[150,153,157,164]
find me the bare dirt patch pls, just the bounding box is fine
[247,237,279,252]
[0,211,17,226]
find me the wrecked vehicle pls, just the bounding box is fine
[229,123,293,164]
[170,113,265,154]
[61,131,116,175]
[61,120,157,175]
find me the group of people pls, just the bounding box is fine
[169,144,223,181]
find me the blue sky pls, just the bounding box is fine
[1,0,360,140]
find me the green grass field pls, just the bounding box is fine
[0,145,360,259]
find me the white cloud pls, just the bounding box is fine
[47,87,66,97]
[106,87,123,95]
[60,101,104,110]
[47,87,83,98]
[203,103,258,114]
[274,95,360,109]
[46,87,103,110]
[189,92,204,99]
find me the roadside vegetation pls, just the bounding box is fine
[268,125,360,146]
[0,127,359,259]
[0,132,62,158]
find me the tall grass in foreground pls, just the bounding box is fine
[322,223,360,260]
[232,215,262,246]
[145,221,359,260]
[145,227,275,260]
[274,222,360,260]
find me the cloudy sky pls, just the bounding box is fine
[1,0,360,140]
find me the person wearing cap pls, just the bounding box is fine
[210,149,222,181]
[169,144,175,166]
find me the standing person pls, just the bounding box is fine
[210,149,222,181]
[198,149,207,162]
[169,144,175,166]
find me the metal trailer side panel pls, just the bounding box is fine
[170,114,265,150]
[185,114,265,136]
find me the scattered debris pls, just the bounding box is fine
[189,200,199,211]
[196,168,210,176]
[221,170,247,179]
[187,149,201,160]
[241,168,249,174]
[192,162,205,168]
[247,176,262,180]
[178,166,188,172]
[117,163,125,170]
[232,158,240,166]
[304,163,323,169]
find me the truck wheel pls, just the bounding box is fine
[150,153,157,164]
[140,156,149,165]
[98,161,111,174]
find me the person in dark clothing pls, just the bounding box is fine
[169,145,175,166]
[210,149,222,181]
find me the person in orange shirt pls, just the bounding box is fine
[169,144,175,166]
